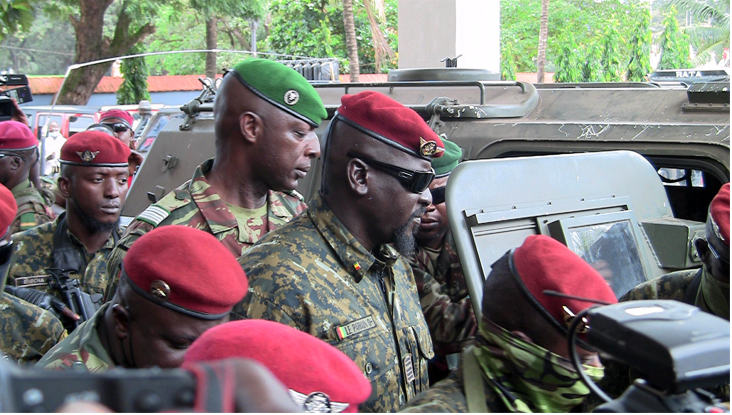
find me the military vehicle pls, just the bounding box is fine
[123,69,729,295]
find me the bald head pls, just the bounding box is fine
[213,75,270,147]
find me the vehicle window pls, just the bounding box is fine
[137,115,172,153]
[68,115,96,136]
[658,168,704,187]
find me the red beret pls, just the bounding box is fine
[0,121,37,150]
[512,235,617,333]
[184,320,372,413]
[59,131,130,167]
[337,91,444,159]
[708,183,730,247]
[122,226,249,319]
[0,183,17,237]
[99,109,134,129]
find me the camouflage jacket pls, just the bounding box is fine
[620,268,699,303]
[104,158,306,300]
[0,292,67,366]
[10,179,55,234]
[7,213,121,298]
[412,229,469,302]
[234,194,435,413]
[36,303,113,372]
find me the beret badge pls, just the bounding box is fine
[419,137,440,157]
[284,89,300,106]
[76,150,100,163]
[150,279,171,300]
[289,390,348,413]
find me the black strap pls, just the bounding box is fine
[681,268,703,305]
[51,213,86,274]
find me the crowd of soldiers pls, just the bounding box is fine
[0,58,728,413]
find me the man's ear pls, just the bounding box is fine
[111,304,131,340]
[57,176,72,199]
[9,155,23,172]
[695,238,712,267]
[347,158,369,196]
[239,112,261,145]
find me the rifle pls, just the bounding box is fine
[46,268,102,329]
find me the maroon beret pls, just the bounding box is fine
[708,183,730,247]
[337,91,444,159]
[99,109,134,129]
[0,121,37,150]
[0,183,17,238]
[184,320,372,413]
[59,130,130,167]
[122,226,249,319]
[511,235,617,334]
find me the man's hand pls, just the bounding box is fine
[10,99,29,126]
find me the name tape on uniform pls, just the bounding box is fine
[336,315,376,341]
[12,275,52,288]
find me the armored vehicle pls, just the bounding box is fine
[123,72,729,295]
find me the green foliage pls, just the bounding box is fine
[667,0,729,66]
[658,5,691,69]
[553,33,583,83]
[582,42,603,82]
[146,6,206,75]
[626,4,652,82]
[0,0,35,41]
[501,41,517,81]
[0,11,75,74]
[600,22,623,82]
[117,46,151,105]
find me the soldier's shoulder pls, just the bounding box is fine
[400,370,469,413]
[620,268,699,302]
[243,215,321,262]
[12,221,55,252]
[0,294,66,365]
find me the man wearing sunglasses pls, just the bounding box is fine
[99,110,135,150]
[236,91,445,412]
[0,121,55,233]
[410,139,476,384]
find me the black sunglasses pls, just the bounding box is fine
[0,151,27,161]
[347,151,435,194]
[430,186,446,205]
[104,123,131,133]
[706,239,730,275]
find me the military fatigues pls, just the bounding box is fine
[10,179,55,234]
[36,303,113,371]
[413,230,469,302]
[234,194,435,413]
[104,159,306,299]
[7,213,121,298]
[0,293,67,365]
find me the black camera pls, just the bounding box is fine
[0,74,33,122]
[567,300,730,412]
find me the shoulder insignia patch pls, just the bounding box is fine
[136,204,171,227]
[19,212,37,230]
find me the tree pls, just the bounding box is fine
[116,45,150,104]
[554,32,583,83]
[600,21,623,82]
[342,0,359,81]
[582,42,603,82]
[50,0,160,104]
[0,0,34,41]
[536,0,549,83]
[668,0,729,66]
[501,40,517,81]
[658,5,691,69]
[0,12,75,74]
[626,4,652,82]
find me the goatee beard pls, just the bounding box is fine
[75,205,120,234]
[392,207,426,258]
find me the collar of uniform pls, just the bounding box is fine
[71,302,115,368]
[307,193,377,283]
[9,178,32,196]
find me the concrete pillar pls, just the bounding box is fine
[398,0,500,72]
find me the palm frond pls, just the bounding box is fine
[666,0,728,24]
[691,40,726,66]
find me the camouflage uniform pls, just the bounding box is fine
[6,213,121,298]
[104,158,306,300]
[234,194,435,413]
[0,292,67,366]
[412,229,469,302]
[10,179,55,234]
[36,303,113,371]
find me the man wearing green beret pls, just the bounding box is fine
[104,59,327,299]
[411,139,476,383]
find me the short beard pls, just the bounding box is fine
[74,204,120,234]
[392,207,426,258]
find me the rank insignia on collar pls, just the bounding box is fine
[289,390,349,413]
[76,150,100,163]
[419,137,437,157]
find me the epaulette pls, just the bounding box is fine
[18,212,37,231]
[135,187,192,227]
[285,189,305,201]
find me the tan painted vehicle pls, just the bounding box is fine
[123,69,729,293]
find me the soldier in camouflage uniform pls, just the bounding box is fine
[411,139,476,383]
[0,183,66,366]
[37,226,249,371]
[235,91,446,412]
[401,235,618,413]
[0,121,55,233]
[6,131,130,315]
[103,58,327,300]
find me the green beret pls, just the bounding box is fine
[432,138,462,176]
[229,58,327,127]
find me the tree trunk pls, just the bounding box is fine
[536,0,549,83]
[205,17,217,80]
[250,19,258,57]
[57,0,155,104]
[342,0,359,82]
